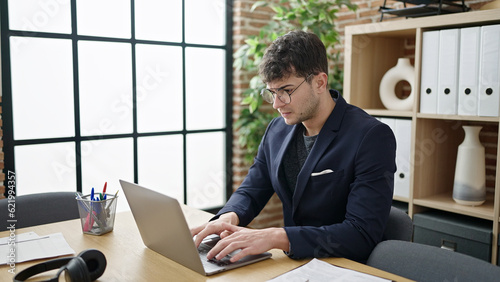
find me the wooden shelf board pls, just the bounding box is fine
[413,192,495,220]
[346,9,500,36]
[393,195,409,202]
[416,113,499,123]
[366,109,413,118]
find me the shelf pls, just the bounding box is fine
[366,109,413,118]
[399,0,464,5]
[380,4,464,19]
[344,11,500,264]
[393,195,410,203]
[379,0,469,21]
[346,10,500,36]
[416,113,500,123]
[413,192,495,220]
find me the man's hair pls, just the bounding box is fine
[259,30,328,83]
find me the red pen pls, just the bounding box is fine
[102,182,107,200]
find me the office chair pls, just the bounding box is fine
[367,240,500,282]
[0,191,80,231]
[382,206,413,241]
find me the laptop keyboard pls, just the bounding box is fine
[198,242,233,268]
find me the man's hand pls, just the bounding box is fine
[190,212,240,247]
[190,212,290,263]
[206,226,290,263]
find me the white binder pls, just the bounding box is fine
[380,118,411,199]
[394,118,411,199]
[420,30,440,114]
[478,24,500,117]
[437,29,460,115]
[458,27,481,116]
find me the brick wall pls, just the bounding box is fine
[232,0,495,228]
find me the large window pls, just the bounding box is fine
[1,0,233,212]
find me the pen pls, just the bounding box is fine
[91,187,95,202]
[75,193,104,231]
[106,190,119,216]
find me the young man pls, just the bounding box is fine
[191,30,396,263]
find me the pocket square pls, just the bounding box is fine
[311,169,334,176]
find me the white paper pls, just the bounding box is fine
[0,231,41,245]
[0,232,75,265]
[267,258,391,282]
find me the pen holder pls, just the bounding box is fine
[76,194,118,235]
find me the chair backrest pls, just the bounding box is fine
[0,192,80,231]
[367,240,500,282]
[382,206,413,241]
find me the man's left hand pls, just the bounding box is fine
[207,224,289,263]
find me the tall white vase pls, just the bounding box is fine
[453,126,486,206]
[379,58,415,111]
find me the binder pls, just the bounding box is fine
[437,29,460,115]
[379,117,396,135]
[478,24,500,117]
[458,27,481,116]
[420,30,439,114]
[394,118,411,199]
[380,118,411,199]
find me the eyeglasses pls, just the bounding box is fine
[260,74,312,104]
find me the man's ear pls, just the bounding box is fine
[314,72,329,92]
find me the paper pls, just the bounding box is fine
[267,259,391,282]
[0,232,75,265]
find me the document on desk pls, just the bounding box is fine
[0,232,75,265]
[267,259,390,282]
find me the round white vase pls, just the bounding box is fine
[379,58,415,111]
[453,126,486,206]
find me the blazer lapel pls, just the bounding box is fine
[272,124,300,206]
[292,91,347,213]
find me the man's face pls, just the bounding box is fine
[266,74,320,126]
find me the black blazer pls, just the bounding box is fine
[218,91,396,262]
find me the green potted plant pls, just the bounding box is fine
[234,0,357,164]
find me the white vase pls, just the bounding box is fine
[453,126,486,206]
[379,58,415,111]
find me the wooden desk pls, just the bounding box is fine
[1,206,413,281]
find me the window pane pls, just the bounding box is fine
[136,44,183,133]
[78,41,133,136]
[81,138,134,213]
[76,0,131,38]
[10,37,75,140]
[135,0,182,42]
[15,142,76,195]
[185,47,225,130]
[185,0,226,45]
[186,132,225,209]
[8,0,71,33]
[138,135,184,202]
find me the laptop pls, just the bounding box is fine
[119,180,272,276]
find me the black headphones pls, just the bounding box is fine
[14,249,106,282]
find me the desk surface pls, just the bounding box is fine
[0,206,413,281]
